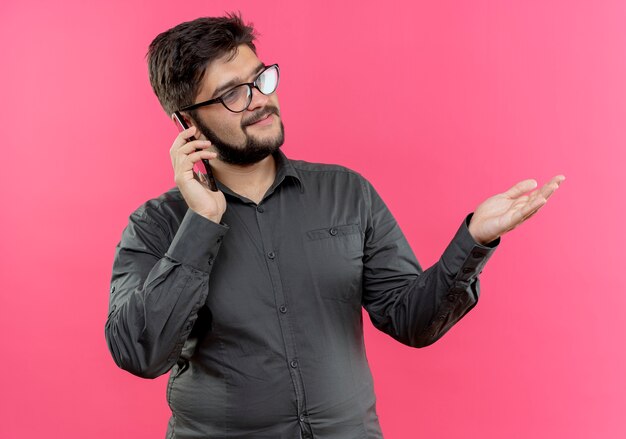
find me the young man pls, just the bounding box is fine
[105,13,564,439]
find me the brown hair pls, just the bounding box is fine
[147,12,257,116]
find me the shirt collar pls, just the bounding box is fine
[215,149,304,203]
[272,149,304,194]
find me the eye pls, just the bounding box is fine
[257,67,278,94]
[221,88,240,104]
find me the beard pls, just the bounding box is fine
[192,105,285,166]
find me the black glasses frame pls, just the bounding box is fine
[178,64,280,114]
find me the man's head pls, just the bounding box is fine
[147,13,284,166]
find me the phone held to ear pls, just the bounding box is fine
[173,111,218,192]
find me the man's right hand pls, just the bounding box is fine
[170,126,226,224]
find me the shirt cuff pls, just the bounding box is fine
[165,209,229,272]
[439,213,499,283]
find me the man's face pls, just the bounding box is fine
[188,45,284,166]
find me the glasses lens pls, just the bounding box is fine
[256,66,279,95]
[221,84,251,112]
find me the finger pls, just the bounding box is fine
[535,175,565,201]
[527,174,565,197]
[174,148,216,167]
[183,150,218,167]
[179,125,198,142]
[175,152,217,178]
[504,179,538,199]
[523,208,540,222]
[546,175,566,196]
[170,126,198,152]
[520,203,545,224]
[509,204,538,229]
[539,182,559,201]
[517,195,547,221]
[506,175,564,227]
[178,140,212,155]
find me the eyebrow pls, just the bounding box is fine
[211,63,266,99]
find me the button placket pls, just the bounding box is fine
[254,196,308,419]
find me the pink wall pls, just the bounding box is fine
[1,0,624,437]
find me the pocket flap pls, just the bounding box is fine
[306,223,361,241]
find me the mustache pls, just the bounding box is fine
[242,106,281,127]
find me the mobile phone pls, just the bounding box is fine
[173,111,218,192]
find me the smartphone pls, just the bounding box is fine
[173,111,218,192]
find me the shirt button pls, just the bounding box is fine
[290,360,298,368]
[299,414,306,422]
[279,305,287,313]
[256,206,264,213]
[267,251,276,259]
[472,251,483,258]
[208,257,214,265]
[447,294,456,302]
[329,228,338,236]
[462,267,473,274]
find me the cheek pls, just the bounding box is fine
[209,115,246,140]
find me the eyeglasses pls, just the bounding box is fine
[179,64,280,114]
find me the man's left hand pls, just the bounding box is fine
[468,175,566,245]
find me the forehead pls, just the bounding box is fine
[199,45,262,98]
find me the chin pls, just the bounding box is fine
[247,121,285,145]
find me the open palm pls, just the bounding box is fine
[468,175,566,245]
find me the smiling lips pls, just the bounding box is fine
[248,113,274,126]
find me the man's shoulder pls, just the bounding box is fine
[128,186,187,227]
[287,158,366,182]
[282,157,376,198]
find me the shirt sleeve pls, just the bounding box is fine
[105,207,228,378]
[360,178,499,348]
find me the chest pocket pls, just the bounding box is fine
[304,224,364,302]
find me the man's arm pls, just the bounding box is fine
[105,207,227,378]
[360,175,564,347]
[105,125,227,378]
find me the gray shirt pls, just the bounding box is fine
[105,151,498,438]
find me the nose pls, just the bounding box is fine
[246,85,270,111]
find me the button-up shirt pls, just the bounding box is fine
[105,151,499,438]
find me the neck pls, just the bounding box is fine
[211,154,277,204]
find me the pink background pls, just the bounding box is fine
[1,0,625,437]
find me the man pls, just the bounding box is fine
[105,13,564,439]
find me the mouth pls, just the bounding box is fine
[244,110,278,127]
